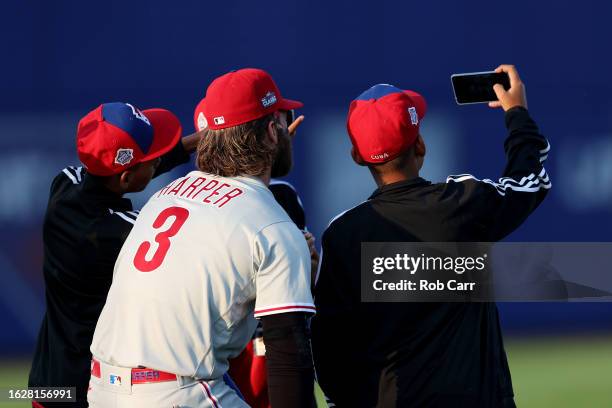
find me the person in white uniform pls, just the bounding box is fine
[88,68,316,408]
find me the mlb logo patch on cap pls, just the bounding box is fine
[347,84,427,164]
[193,68,303,131]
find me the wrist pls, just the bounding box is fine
[506,106,528,114]
[504,106,532,130]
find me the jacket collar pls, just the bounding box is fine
[369,177,431,200]
[81,171,133,208]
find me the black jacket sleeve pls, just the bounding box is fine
[445,107,551,241]
[154,139,191,178]
[269,181,307,230]
[261,312,315,408]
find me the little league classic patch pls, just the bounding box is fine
[114,148,134,166]
[261,91,277,108]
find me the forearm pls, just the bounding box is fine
[261,312,315,408]
[181,130,203,154]
[153,131,202,178]
[501,106,549,179]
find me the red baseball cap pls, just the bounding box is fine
[76,102,182,176]
[194,68,303,131]
[347,84,427,164]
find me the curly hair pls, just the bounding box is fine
[196,115,276,177]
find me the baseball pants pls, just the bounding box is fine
[87,360,248,408]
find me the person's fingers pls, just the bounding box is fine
[488,101,502,109]
[493,83,505,100]
[288,115,305,136]
[496,64,521,87]
[311,247,320,259]
[305,233,316,252]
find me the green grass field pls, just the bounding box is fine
[505,336,612,407]
[0,336,610,407]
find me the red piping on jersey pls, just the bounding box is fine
[200,381,220,408]
[254,304,316,315]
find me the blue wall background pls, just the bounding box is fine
[1,0,611,354]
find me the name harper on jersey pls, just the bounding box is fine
[157,175,243,208]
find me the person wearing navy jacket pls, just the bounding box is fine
[29,102,200,407]
[312,65,550,407]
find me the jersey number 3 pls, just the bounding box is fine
[133,206,190,272]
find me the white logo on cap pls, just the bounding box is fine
[371,152,390,160]
[408,107,418,125]
[197,112,208,130]
[115,148,134,166]
[261,91,277,108]
[213,116,225,126]
[126,103,151,125]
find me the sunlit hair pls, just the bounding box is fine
[196,115,276,177]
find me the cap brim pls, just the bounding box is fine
[141,108,182,161]
[277,97,304,110]
[403,90,427,119]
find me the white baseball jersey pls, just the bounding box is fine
[90,170,314,380]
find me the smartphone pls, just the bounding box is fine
[451,71,510,105]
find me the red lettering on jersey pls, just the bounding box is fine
[168,177,188,195]
[157,179,176,197]
[133,206,190,272]
[192,180,219,199]
[214,188,243,208]
[181,177,207,198]
[203,183,230,203]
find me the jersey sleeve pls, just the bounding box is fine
[445,107,551,241]
[253,221,315,318]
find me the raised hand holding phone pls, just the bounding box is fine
[488,65,528,111]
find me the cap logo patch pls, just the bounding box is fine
[213,116,225,126]
[197,112,208,130]
[126,103,151,126]
[115,148,134,166]
[408,107,419,125]
[261,91,277,108]
[371,152,390,160]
